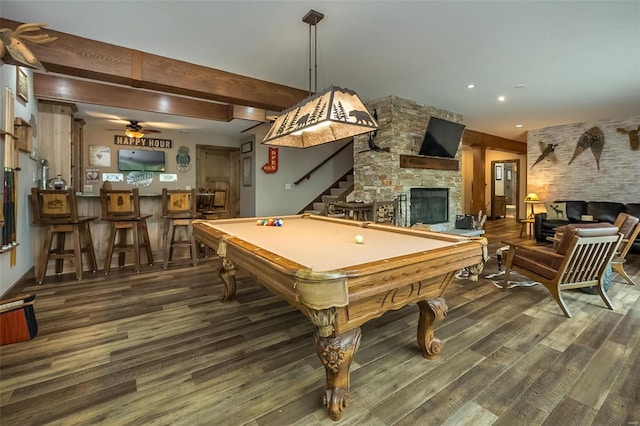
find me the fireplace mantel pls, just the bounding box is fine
[399,155,459,171]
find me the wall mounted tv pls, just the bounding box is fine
[118,149,166,172]
[418,117,466,158]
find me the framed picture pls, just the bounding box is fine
[89,145,111,167]
[17,68,28,102]
[495,165,502,180]
[242,156,252,186]
[241,141,253,154]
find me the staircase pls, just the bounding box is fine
[302,171,354,215]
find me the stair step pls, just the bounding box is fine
[338,181,352,189]
[322,194,339,203]
[330,188,345,196]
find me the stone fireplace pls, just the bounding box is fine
[352,96,463,229]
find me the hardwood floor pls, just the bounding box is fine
[1,219,639,425]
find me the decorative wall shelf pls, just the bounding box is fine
[14,117,33,153]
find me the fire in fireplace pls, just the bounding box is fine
[410,188,449,225]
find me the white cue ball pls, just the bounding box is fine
[355,235,364,244]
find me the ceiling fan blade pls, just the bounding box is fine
[142,129,161,134]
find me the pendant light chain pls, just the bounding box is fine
[307,15,320,96]
[314,19,318,94]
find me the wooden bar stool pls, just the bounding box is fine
[31,188,97,284]
[199,187,228,219]
[100,188,153,274]
[161,188,198,269]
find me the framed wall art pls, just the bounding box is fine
[495,165,502,180]
[242,156,252,186]
[241,141,253,154]
[16,68,29,102]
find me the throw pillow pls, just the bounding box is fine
[545,202,569,220]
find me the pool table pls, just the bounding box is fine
[193,214,485,420]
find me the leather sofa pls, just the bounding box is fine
[534,200,640,253]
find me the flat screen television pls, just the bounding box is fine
[418,117,466,158]
[118,149,166,172]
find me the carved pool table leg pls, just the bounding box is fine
[218,257,237,301]
[315,327,362,421]
[417,297,448,360]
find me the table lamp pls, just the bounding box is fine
[523,192,541,219]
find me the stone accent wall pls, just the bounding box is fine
[527,115,640,204]
[354,96,463,229]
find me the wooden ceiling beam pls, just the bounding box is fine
[0,18,309,112]
[34,74,235,122]
[463,129,526,154]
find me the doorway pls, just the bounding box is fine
[491,159,520,220]
[195,145,241,218]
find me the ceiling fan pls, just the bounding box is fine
[106,120,161,139]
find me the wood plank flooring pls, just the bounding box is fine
[1,219,639,425]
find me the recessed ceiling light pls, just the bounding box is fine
[498,96,506,102]
[515,124,523,128]
[467,84,475,89]
[513,84,526,89]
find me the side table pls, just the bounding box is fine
[520,218,535,238]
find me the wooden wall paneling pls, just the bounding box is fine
[37,101,76,184]
[72,119,84,191]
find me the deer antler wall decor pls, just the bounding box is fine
[0,23,57,72]
[617,125,639,151]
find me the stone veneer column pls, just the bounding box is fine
[353,96,464,229]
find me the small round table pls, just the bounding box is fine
[520,218,535,238]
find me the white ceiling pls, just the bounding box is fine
[3,0,640,142]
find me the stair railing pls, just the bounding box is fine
[293,139,353,185]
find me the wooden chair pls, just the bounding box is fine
[323,196,347,218]
[161,188,198,269]
[611,213,640,285]
[31,188,97,284]
[196,188,213,216]
[372,199,397,224]
[199,187,228,219]
[100,188,153,274]
[215,189,228,208]
[501,223,622,318]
